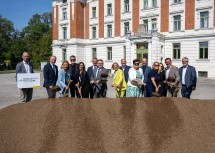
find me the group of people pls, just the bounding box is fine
[16,51,197,102]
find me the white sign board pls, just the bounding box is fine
[17,73,40,88]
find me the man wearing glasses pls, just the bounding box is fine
[179,57,197,99]
[69,55,78,97]
[90,59,108,98]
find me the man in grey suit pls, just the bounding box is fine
[16,52,34,102]
[179,57,197,99]
[90,59,108,98]
[165,58,180,97]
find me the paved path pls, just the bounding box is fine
[0,73,215,109]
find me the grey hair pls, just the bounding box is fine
[182,57,189,61]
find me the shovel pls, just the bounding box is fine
[63,80,72,97]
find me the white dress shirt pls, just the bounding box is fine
[182,66,188,85]
[23,61,30,73]
[165,66,171,80]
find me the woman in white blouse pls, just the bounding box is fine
[126,59,145,97]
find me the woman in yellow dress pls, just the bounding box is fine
[111,62,127,98]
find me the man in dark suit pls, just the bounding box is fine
[16,52,34,102]
[90,59,108,98]
[87,58,98,98]
[179,57,197,99]
[165,58,180,97]
[119,58,131,83]
[43,56,58,98]
[69,55,79,98]
[141,58,151,96]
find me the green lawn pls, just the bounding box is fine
[0,69,41,74]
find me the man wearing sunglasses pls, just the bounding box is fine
[69,55,78,97]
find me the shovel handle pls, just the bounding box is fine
[64,80,72,96]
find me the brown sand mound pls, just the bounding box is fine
[0,98,215,153]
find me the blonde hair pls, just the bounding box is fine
[61,60,70,71]
[152,61,161,74]
[111,62,119,70]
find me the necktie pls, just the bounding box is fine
[52,65,56,75]
[96,68,100,78]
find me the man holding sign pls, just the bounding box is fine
[16,52,34,102]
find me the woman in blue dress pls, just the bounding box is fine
[146,61,162,97]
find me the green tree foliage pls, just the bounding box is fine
[0,12,52,69]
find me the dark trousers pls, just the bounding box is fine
[181,85,192,99]
[89,84,94,99]
[20,88,33,102]
[46,87,56,98]
[70,85,78,98]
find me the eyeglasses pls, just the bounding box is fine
[134,63,139,66]
[70,59,76,61]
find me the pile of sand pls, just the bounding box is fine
[0,98,215,153]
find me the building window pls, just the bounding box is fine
[174,0,181,3]
[92,27,97,39]
[107,4,112,16]
[123,46,126,59]
[144,0,148,9]
[107,47,112,60]
[152,0,157,7]
[198,71,208,78]
[107,25,112,37]
[200,11,209,28]
[62,49,67,61]
[199,42,208,59]
[173,43,180,59]
[173,15,181,31]
[92,48,97,58]
[151,18,157,30]
[143,20,148,33]
[124,22,130,35]
[124,0,129,12]
[63,0,67,3]
[62,8,67,20]
[92,7,96,18]
[63,27,67,39]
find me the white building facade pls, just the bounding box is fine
[52,0,215,77]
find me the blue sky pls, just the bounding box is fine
[0,0,52,31]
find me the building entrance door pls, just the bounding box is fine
[136,43,148,64]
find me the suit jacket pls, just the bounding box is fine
[91,67,108,92]
[69,63,78,84]
[87,66,97,80]
[78,70,90,88]
[166,65,180,84]
[119,65,131,83]
[113,69,127,91]
[43,63,58,87]
[179,65,197,89]
[56,69,70,94]
[15,61,34,80]
[141,65,151,83]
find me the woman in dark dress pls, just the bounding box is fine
[76,62,90,98]
[158,63,167,97]
[146,61,162,97]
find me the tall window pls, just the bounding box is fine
[199,42,208,59]
[144,0,148,9]
[92,48,97,58]
[151,18,157,30]
[124,22,130,35]
[63,27,67,39]
[173,15,181,31]
[107,4,112,15]
[92,27,97,39]
[152,0,157,7]
[143,20,148,33]
[107,25,112,37]
[62,8,67,20]
[92,7,96,18]
[124,0,129,12]
[200,11,209,28]
[174,0,181,3]
[62,49,67,61]
[107,47,112,60]
[173,43,180,59]
[63,0,67,3]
